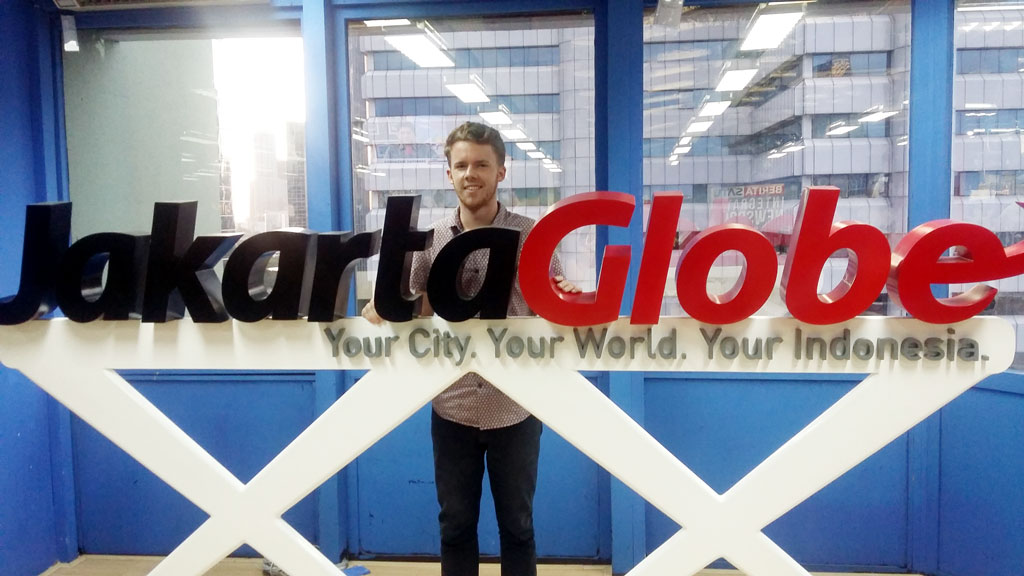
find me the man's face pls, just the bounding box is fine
[447,140,505,212]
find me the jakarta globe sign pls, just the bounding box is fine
[0,187,1017,576]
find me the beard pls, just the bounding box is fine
[456,182,497,212]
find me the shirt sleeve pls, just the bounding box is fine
[550,251,565,278]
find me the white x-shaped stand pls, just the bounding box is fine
[0,316,1011,576]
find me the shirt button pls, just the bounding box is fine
[477,383,483,389]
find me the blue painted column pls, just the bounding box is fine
[906,1,954,574]
[303,0,345,563]
[595,0,646,572]
[304,0,340,233]
[32,7,77,563]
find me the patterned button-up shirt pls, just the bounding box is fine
[409,203,562,430]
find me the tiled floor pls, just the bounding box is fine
[39,556,920,576]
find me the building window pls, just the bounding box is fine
[63,32,306,238]
[956,109,1024,135]
[953,1,1024,369]
[644,40,739,63]
[811,114,890,138]
[811,52,890,77]
[956,47,1024,74]
[643,2,910,319]
[373,94,560,117]
[347,15,596,300]
[372,46,561,71]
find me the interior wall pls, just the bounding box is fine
[937,376,1024,576]
[0,2,60,575]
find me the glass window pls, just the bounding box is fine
[812,51,890,77]
[643,2,910,319]
[953,1,1024,369]
[63,32,307,238]
[348,15,596,304]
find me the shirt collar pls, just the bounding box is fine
[447,202,508,234]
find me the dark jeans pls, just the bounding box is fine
[431,410,542,576]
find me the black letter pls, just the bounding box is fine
[176,234,242,322]
[0,202,72,325]
[141,202,241,323]
[374,196,432,322]
[307,230,381,322]
[427,227,519,321]
[57,233,150,322]
[222,230,317,322]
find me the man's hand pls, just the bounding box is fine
[361,300,384,325]
[554,275,582,294]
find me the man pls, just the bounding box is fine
[363,121,577,576]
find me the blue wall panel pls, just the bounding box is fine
[644,376,908,570]
[938,386,1024,576]
[73,375,318,556]
[355,378,609,559]
[0,369,58,575]
[0,2,59,575]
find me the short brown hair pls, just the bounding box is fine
[444,121,506,166]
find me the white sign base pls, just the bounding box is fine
[0,317,1012,576]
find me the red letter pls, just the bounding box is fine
[675,224,776,324]
[520,192,634,326]
[631,192,683,325]
[889,220,1008,323]
[780,187,890,325]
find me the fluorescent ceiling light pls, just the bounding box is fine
[715,69,759,92]
[959,3,1024,10]
[516,142,537,151]
[678,136,693,146]
[527,151,547,159]
[670,160,680,166]
[479,111,513,125]
[364,19,411,27]
[1007,22,1022,31]
[548,168,563,173]
[962,22,979,31]
[542,158,555,164]
[984,22,1001,31]
[698,101,731,116]
[61,15,79,52]
[445,83,489,103]
[826,125,860,136]
[669,155,679,162]
[897,137,908,146]
[501,129,527,140]
[740,12,804,51]
[673,146,692,154]
[352,133,370,143]
[767,152,787,159]
[384,35,454,68]
[965,102,996,109]
[859,110,898,123]
[686,120,714,133]
[781,143,805,152]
